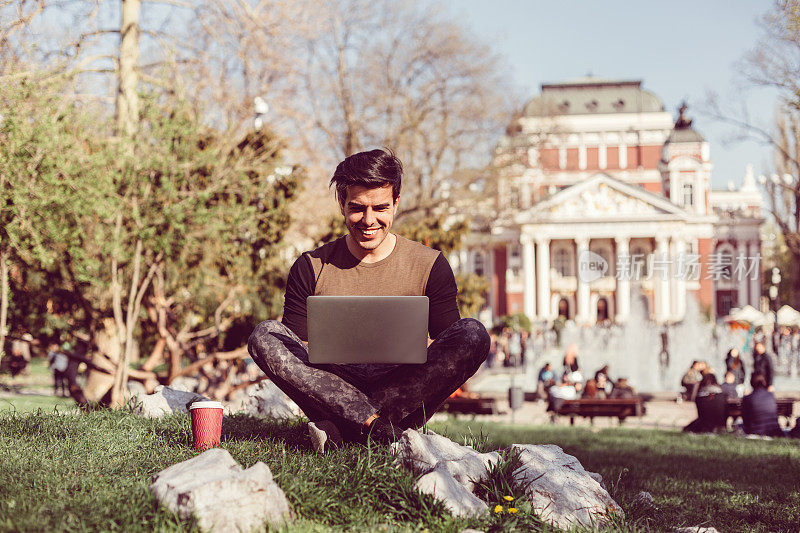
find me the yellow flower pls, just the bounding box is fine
[503,495,514,501]
[509,507,518,514]
[494,505,503,513]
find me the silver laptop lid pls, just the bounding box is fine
[307,296,428,364]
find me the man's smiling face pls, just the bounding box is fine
[340,184,398,257]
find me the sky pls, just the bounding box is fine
[446,0,780,190]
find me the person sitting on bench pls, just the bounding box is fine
[742,374,782,437]
[683,372,727,433]
[248,149,490,444]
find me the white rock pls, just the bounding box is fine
[169,376,200,393]
[392,430,499,490]
[246,381,301,420]
[416,465,488,517]
[126,380,147,399]
[133,386,209,418]
[673,528,720,533]
[150,448,292,532]
[633,490,656,509]
[308,421,342,454]
[391,429,621,528]
[511,444,623,530]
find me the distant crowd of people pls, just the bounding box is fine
[536,344,638,413]
[486,328,546,368]
[680,341,799,438]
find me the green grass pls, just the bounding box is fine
[0,394,73,412]
[0,410,798,532]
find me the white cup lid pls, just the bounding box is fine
[189,401,223,410]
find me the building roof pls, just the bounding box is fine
[666,128,705,143]
[522,78,665,117]
[664,102,705,143]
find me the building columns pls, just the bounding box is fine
[672,238,687,320]
[521,235,536,320]
[536,237,550,320]
[736,240,748,309]
[615,236,630,323]
[654,235,671,321]
[748,240,761,308]
[575,237,590,324]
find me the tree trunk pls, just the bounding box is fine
[0,249,8,355]
[116,0,140,136]
[110,239,143,407]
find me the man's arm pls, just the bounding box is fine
[281,253,316,341]
[424,253,460,339]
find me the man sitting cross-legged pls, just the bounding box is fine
[248,149,490,444]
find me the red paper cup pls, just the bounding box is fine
[189,401,224,450]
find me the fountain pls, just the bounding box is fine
[557,289,747,393]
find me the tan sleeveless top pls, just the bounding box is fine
[308,235,441,296]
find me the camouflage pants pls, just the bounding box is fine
[247,318,490,440]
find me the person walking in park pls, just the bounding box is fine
[46,343,70,397]
[751,342,774,392]
[725,348,746,386]
[248,149,490,444]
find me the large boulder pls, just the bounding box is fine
[246,381,301,420]
[511,444,623,530]
[391,429,622,528]
[150,448,292,532]
[132,386,209,418]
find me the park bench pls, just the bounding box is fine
[725,397,795,424]
[554,397,647,425]
[441,396,501,415]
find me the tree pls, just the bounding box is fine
[734,0,800,309]
[187,0,514,240]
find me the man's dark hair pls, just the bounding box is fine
[700,372,718,388]
[330,149,402,204]
[750,373,767,389]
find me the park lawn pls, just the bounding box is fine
[0,394,73,412]
[0,410,797,533]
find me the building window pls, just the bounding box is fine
[474,253,485,277]
[510,185,520,208]
[591,246,611,275]
[682,183,694,207]
[554,247,572,277]
[631,245,648,276]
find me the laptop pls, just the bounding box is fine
[307,296,428,364]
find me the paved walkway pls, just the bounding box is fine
[430,397,703,430]
[444,366,800,430]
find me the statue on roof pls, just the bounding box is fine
[675,101,693,129]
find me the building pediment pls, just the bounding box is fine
[518,173,690,223]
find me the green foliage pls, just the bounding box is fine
[0,79,118,339]
[455,273,488,319]
[0,79,303,351]
[314,214,347,247]
[500,312,531,332]
[395,216,468,255]
[472,447,544,532]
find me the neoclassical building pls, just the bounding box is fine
[455,78,764,324]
